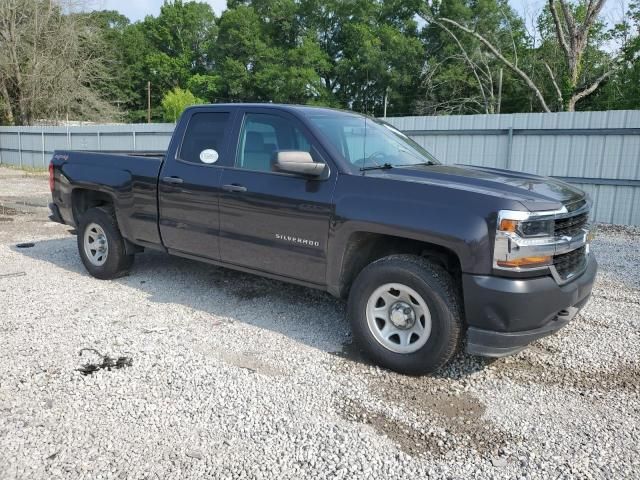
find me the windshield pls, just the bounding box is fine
[304,110,440,169]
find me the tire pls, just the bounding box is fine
[347,254,462,375]
[77,206,134,280]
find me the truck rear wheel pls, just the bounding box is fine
[347,255,462,375]
[77,207,134,280]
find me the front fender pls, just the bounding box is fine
[326,175,521,292]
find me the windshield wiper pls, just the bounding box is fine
[360,162,393,171]
[396,161,437,167]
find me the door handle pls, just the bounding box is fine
[222,184,247,193]
[162,176,184,184]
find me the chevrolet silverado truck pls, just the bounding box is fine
[48,104,597,374]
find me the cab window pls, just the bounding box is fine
[178,112,230,165]
[236,113,312,172]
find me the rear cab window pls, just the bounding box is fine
[178,112,230,165]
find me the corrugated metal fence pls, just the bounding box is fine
[1,110,639,225]
[0,123,175,170]
[388,111,640,226]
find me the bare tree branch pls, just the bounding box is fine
[548,0,571,67]
[567,70,613,110]
[559,0,577,40]
[423,1,616,112]
[430,19,490,113]
[431,16,552,112]
[0,0,118,125]
[545,62,564,108]
[582,0,607,37]
[551,0,609,89]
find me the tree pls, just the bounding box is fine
[161,87,204,121]
[421,0,617,112]
[586,1,640,110]
[298,0,425,115]
[0,0,117,125]
[213,3,332,104]
[85,10,138,116]
[418,0,530,114]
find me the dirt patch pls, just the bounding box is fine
[330,341,376,367]
[339,399,445,457]
[338,373,517,458]
[205,267,334,305]
[0,206,31,217]
[379,381,485,420]
[596,223,640,238]
[0,195,49,208]
[206,269,289,301]
[219,351,283,377]
[494,358,640,392]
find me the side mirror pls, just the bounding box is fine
[273,151,326,177]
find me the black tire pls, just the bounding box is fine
[347,254,463,375]
[77,206,134,280]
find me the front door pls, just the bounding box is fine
[218,110,336,285]
[158,109,234,260]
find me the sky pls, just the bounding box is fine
[94,0,227,20]
[92,0,628,31]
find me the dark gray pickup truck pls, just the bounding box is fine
[49,104,597,374]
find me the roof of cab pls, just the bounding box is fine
[184,103,364,118]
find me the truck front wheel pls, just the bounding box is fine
[347,255,462,375]
[77,207,134,280]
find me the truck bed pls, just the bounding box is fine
[50,149,166,248]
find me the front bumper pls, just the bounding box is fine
[463,253,597,357]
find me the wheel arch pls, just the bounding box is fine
[72,189,142,255]
[71,188,116,226]
[331,230,462,299]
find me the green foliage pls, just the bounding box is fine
[74,0,640,122]
[420,0,531,114]
[161,87,204,122]
[585,1,640,110]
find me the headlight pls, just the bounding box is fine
[494,211,557,271]
[494,200,592,281]
[499,218,555,238]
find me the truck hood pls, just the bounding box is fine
[368,164,585,211]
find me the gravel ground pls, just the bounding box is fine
[0,166,638,479]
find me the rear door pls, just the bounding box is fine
[158,108,236,260]
[218,108,337,285]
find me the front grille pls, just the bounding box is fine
[565,199,586,213]
[553,246,587,280]
[554,212,588,237]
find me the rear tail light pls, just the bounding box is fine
[49,162,54,192]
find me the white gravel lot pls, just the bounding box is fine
[0,166,638,479]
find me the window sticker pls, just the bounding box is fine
[199,149,219,164]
